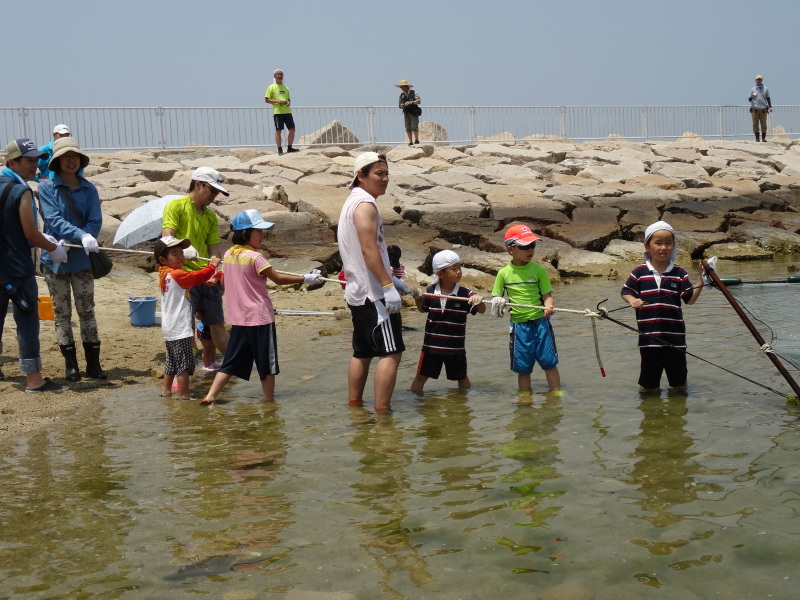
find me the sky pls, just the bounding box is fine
[6,0,800,108]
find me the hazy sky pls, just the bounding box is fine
[7,0,799,108]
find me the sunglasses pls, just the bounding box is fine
[511,242,536,250]
[206,183,221,195]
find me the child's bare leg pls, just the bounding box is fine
[544,366,561,391]
[176,371,190,398]
[203,371,233,404]
[457,376,471,389]
[410,374,428,394]
[517,373,532,392]
[200,339,215,367]
[261,375,276,401]
[161,374,174,396]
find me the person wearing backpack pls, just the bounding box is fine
[0,139,69,392]
[396,79,422,146]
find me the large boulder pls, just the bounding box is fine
[298,120,359,148]
[649,162,712,188]
[727,224,800,253]
[418,121,448,144]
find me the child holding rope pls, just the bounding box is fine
[621,220,703,390]
[155,236,220,400]
[201,210,322,405]
[410,250,485,393]
[490,224,561,393]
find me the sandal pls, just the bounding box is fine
[25,378,67,394]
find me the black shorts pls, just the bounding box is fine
[417,351,467,381]
[218,323,279,381]
[189,283,224,326]
[639,346,687,389]
[273,113,295,131]
[349,300,404,358]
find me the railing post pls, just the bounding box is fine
[156,107,166,149]
[469,106,476,143]
[642,106,649,140]
[367,106,376,144]
[559,106,567,141]
[17,107,29,139]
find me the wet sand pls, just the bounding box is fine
[0,262,348,442]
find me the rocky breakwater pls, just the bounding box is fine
[24,135,800,290]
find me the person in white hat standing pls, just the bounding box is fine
[37,124,74,181]
[396,80,421,146]
[161,167,231,367]
[748,74,772,142]
[337,152,407,413]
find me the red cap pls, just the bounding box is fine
[503,224,540,246]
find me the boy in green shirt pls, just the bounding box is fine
[491,224,561,394]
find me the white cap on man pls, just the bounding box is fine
[191,166,229,196]
[53,124,70,135]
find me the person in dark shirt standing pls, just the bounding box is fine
[396,79,421,146]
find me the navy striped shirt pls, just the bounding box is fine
[421,284,478,355]
[621,263,695,348]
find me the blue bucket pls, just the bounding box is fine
[127,296,157,327]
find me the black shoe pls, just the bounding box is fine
[277,147,284,155]
[25,378,67,394]
[408,143,414,147]
[286,147,300,153]
[414,140,420,145]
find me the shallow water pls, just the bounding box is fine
[1,260,799,599]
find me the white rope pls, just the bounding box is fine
[760,343,775,355]
[418,291,604,318]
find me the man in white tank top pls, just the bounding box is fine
[337,152,407,413]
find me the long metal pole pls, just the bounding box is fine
[701,260,800,399]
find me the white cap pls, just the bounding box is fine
[53,124,70,135]
[643,220,677,263]
[350,152,384,188]
[191,166,229,196]
[431,249,461,284]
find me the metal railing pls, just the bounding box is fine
[1,105,797,152]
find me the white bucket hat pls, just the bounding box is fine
[431,249,461,284]
[643,220,677,263]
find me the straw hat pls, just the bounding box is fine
[394,79,413,88]
[48,137,90,172]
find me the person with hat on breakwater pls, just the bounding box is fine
[0,139,69,392]
[161,167,230,371]
[265,69,298,155]
[396,79,421,146]
[749,74,773,142]
[38,137,106,381]
[37,124,77,181]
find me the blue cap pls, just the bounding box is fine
[231,209,275,231]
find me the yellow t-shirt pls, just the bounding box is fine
[265,83,291,114]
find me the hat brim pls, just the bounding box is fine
[48,147,90,171]
[251,221,275,230]
[208,182,229,196]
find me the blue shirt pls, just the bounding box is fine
[38,174,102,274]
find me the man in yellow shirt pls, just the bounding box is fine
[264,69,298,155]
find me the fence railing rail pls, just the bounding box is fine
[1,105,796,152]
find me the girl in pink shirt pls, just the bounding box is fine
[201,210,322,404]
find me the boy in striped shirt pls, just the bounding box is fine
[410,250,485,393]
[621,221,703,390]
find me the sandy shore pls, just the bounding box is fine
[0,262,348,442]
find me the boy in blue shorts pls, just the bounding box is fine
[491,224,561,393]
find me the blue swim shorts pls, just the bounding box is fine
[509,318,558,375]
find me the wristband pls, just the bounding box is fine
[383,282,394,288]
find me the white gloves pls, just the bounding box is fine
[490,296,508,318]
[383,285,402,314]
[48,237,68,264]
[183,245,199,260]
[303,269,323,285]
[468,294,484,307]
[81,234,100,254]
[392,276,409,295]
[701,256,718,289]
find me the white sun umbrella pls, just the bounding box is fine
[113,195,185,249]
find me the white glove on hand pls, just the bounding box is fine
[81,234,100,254]
[410,287,424,301]
[392,276,409,295]
[701,256,718,289]
[383,285,402,314]
[303,269,323,285]
[49,240,68,264]
[183,245,199,260]
[468,294,484,307]
[490,296,508,318]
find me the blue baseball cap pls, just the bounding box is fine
[5,138,47,160]
[231,209,275,231]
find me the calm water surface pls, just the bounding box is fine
[1,260,799,599]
